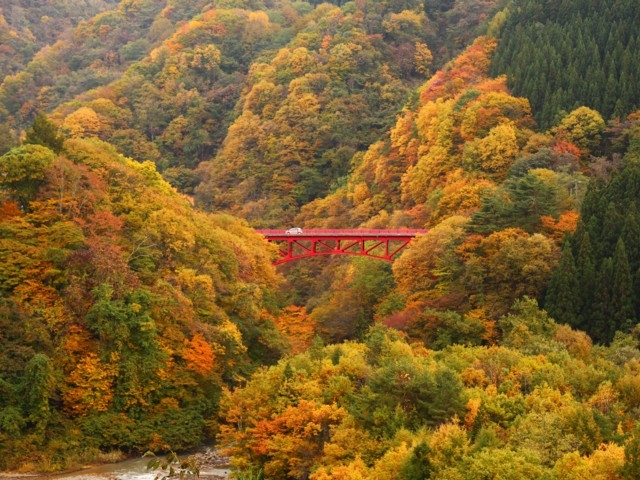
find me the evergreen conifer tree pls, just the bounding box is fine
[622,203,640,273]
[634,267,640,322]
[399,441,432,480]
[576,232,597,332]
[603,72,618,116]
[599,202,623,258]
[611,238,636,333]
[544,240,580,326]
[24,113,65,154]
[591,257,614,343]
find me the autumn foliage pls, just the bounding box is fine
[0,136,284,469]
[219,320,640,479]
[2,0,640,477]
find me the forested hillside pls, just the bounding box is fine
[3,0,640,477]
[490,0,640,128]
[0,0,500,194]
[194,0,503,221]
[219,319,640,479]
[546,143,640,344]
[0,124,289,469]
[0,0,119,77]
[286,37,635,343]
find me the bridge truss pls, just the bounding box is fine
[256,229,428,265]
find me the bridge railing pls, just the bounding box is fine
[256,228,429,236]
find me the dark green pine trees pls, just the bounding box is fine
[24,113,65,154]
[545,156,640,343]
[544,241,580,328]
[490,0,640,129]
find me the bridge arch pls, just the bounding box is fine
[256,229,428,265]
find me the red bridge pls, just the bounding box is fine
[255,229,428,265]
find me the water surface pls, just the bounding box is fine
[0,455,230,480]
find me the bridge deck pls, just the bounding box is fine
[255,229,429,264]
[256,229,428,238]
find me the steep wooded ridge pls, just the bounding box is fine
[3,0,640,478]
[0,0,120,78]
[0,135,285,469]
[490,0,640,129]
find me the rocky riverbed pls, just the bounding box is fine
[0,448,230,480]
[190,449,231,479]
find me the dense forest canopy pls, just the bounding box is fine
[0,0,120,77]
[219,319,640,479]
[2,0,640,478]
[490,0,640,128]
[0,0,503,190]
[0,131,289,468]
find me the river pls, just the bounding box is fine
[0,449,230,480]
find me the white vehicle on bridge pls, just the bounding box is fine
[285,227,303,235]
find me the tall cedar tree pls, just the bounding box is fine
[24,114,65,154]
[544,240,580,327]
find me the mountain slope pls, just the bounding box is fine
[0,131,284,469]
[0,0,119,78]
[1,0,503,194]
[490,0,640,128]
